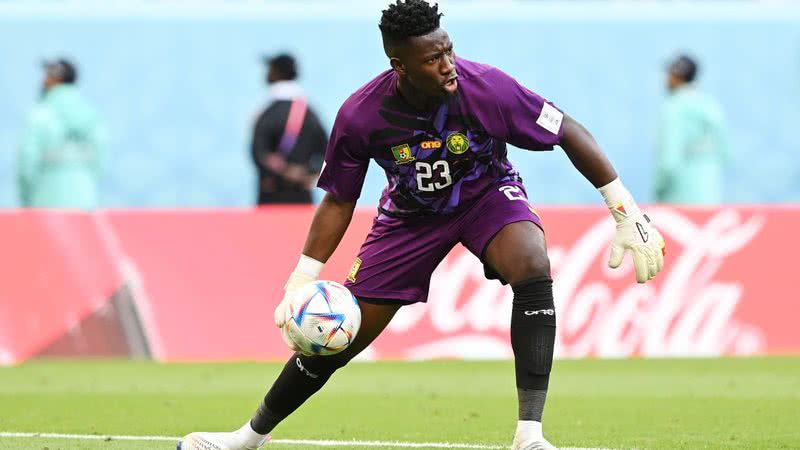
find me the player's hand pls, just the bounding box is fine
[274,271,316,328]
[608,209,666,283]
[275,255,324,353]
[277,270,316,354]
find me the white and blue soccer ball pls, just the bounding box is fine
[282,280,361,356]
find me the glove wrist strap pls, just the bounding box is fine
[598,178,640,220]
[295,254,324,279]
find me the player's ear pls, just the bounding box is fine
[390,57,406,76]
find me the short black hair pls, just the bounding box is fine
[668,54,698,83]
[379,0,443,48]
[267,53,298,81]
[44,59,78,84]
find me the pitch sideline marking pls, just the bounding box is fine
[0,431,623,449]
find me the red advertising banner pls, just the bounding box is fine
[372,207,797,360]
[0,211,124,364]
[0,206,797,364]
[103,206,376,361]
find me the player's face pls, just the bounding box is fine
[398,28,458,101]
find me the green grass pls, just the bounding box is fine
[0,358,798,449]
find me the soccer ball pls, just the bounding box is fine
[282,280,361,356]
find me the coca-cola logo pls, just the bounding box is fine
[378,209,767,360]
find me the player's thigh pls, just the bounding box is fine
[345,213,457,303]
[484,220,550,285]
[324,299,401,365]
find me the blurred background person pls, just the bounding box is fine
[251,53,328,205]
[655,54,730,205]
[17,58,107,210]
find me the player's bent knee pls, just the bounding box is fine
[505,254,551,285]
[524,254,551,279]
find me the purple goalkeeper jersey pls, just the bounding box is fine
[317,58,565,217]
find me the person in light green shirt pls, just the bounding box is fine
[18,59,107,210]
[656,55,729,205]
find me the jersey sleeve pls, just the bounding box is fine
[488,68,565,151]
[316,109,369,202]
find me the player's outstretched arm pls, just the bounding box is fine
[559,114,666,283]
[274,192,357,332]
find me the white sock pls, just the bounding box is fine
[235,421,268,448]
[515,420,544,440]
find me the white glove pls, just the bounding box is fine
[599,179,666,283]
[274,255,324,328]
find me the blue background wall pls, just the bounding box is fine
[1,1,799,207]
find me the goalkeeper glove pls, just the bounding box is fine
[274,255,324,353]
[599,178,666,283]
[274,255,324,328]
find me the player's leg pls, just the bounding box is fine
[179,299,401,450]
[181,210,453,450]
[251,210,455,439]
[250,299,402,435]
[458,183,556,449]
[484,221,557,450]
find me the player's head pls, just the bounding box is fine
[42,59,77,91]
[379,0,457,104]
[266,53,298,84]
[666,54,698,92]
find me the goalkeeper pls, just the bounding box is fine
[179,1,665,449]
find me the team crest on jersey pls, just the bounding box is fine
[446,132,470,155]
[347,257,362,282]
[391,144,415,164]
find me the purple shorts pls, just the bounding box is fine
[343,182,543,304]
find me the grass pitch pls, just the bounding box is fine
[0,357,798,449]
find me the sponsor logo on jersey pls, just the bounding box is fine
[347,257,362,282]
[420,140,442,149]
[391,144,415,164]
[446,132,470,155]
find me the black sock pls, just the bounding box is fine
[510,276,556,421]
[250,353,344,434]
[517,388,548,422]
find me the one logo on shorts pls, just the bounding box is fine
[347,257,362,283]
[391,144,415,165]
[420,140,442,150]
[446,132,470,155]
